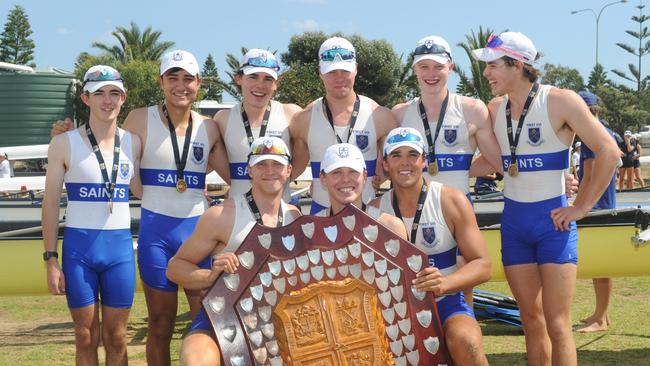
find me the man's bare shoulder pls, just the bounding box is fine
[367,196,382,209]
[378,212,407,240]
[282,102,303,119]
[289,102,315,133]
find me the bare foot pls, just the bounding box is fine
[575,321,609,333]
[580,314,610,325]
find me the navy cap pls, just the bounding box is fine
[578,90,598,106]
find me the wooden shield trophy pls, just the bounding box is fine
[202,205,452,365]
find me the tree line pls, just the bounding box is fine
[1,4,649,135]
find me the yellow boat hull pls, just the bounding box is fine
[1,224,647,295]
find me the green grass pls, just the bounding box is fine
[1,278,649,365]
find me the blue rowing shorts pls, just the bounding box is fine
[501,195,578,266]
[309,200,328,215]
[437,291,475,324]
[189,308,214,334]
[137,208,211,291]
[62,227,136,309]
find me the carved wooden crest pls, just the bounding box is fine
[202,205,452,366]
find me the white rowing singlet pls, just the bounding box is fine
[64,128,134,230]
[494,84,569,203]
[401,93,474,194]
[140,106,210,218]
[308,95,378,207]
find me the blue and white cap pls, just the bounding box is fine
[384,127,426,156]
[248,136,291,167]
[321,143,366,173]
[319,37,357,74]
[160,50,200,76]
[240,49,280,80]
[83,65,125,93]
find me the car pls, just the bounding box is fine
[639,125,650,147]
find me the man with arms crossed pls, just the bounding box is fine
[473,32,620,365]
[369,127,491,365]
[167,137,300,365]
[43,65,141,365]
[290,36,397,214]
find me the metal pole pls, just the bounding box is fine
[571,0,628,66]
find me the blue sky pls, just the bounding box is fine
[2,0,648,101]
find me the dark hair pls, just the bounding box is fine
[161,67,184,76]
[588,105,602,116]
[503,56,541,82]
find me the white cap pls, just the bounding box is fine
[240,49,280,80]
[624,130,632,136]
[319,37,357,74]
[82,65,125,93]
[575,141,581,148]
[248,137,291,167]
[472,32,537,65]
[160,50,200,76]
[321,143,366,173]
[413,35,452,65]
[384,127,426,156]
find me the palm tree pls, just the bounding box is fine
[221,47,248,101]
[454,26,496,103]
[92,21,174,62]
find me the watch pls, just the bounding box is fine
[43,251,59,261]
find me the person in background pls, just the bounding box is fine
[571,141,581,179]
[0,151,11,178]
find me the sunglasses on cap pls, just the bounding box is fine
[485,34,531,62]
[387,131,424,145]
[320,48,356,62]
[84,68,123,84]
[248,141,291,160]
[414,43,451,59]
[240,55,280,71]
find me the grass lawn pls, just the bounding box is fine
[1,277,649,365]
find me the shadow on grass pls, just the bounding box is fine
[479,319,524,336]
[0,321,76,347]
[489,348,650,366]
[126,311,193,346]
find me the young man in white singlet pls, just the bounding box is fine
[213,49,302,198]
[290,37,397,214]
[167,137,300,365]
[473,32,620,366]
[369,127,491,365]
[43,65,141,365]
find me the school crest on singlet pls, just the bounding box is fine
[526,124,543,146]
[192,141,206,164]
[119,162,130,180]
[443,128,458,146]
[420,223,439,248]
[355,132,369,152]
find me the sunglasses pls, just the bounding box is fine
[414,43,451,59]
[387,131,424,145]
[249,141,291,159]
[486,34,530,62]
[84,68,123,83]
[240,55,280,71]
[320,48,356,62]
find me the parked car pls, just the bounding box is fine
[639,125,650,147]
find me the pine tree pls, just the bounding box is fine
[201,53,223,102]
[588,64,612,90]
[0,5,36,67]
[612,2,650,93]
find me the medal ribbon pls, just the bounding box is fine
[323,94,361,143]
[245,189,284,227]
[505,83,539,170]
[85,124,120,212]
[241,103,272,146]
[391,180,428,244]
[418,91,449,167]
[162,104,193,187]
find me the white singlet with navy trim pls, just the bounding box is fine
[225,101,290,197]
[140,106,210,218]
[64,128,134,230]
[378,181,458,302]
[225,195,293,253]
[494,84,569,203]
[401,93,474,194]
[308,95,378,207]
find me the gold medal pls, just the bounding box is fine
[176,178,187,193]
[508,163,518,177]
[427,161,439,176]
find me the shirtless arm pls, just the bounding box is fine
[414,187,491,296]
[167,201,235,290]
[372,106,398,189]
[206,115,231,184]
[548,89,619,230]
[129,134,143,198]
[464,97,504,176]
[42,135,68,295]
[378,213,408,241]
[288,107,311,180]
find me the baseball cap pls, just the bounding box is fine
[321,143,366,174]
[319,37,357,74]
[472,32,537,65]
[248,137,291,167]
[160,50,200,76]
[624,130,632,136]
[82,65,125,93]
[240,49,280,80]
[578,91,599,106]
[384,127,426,156]
[413,35,452,65]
